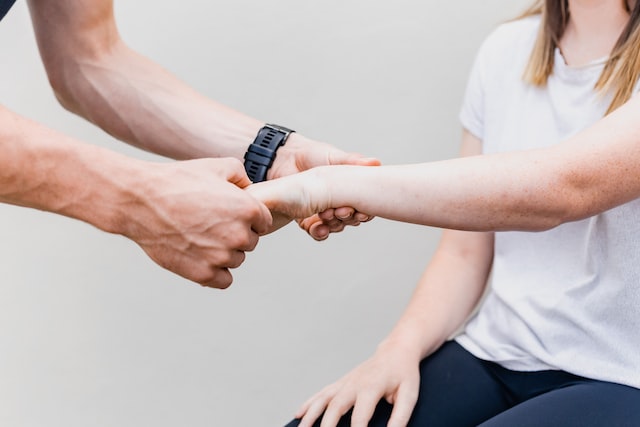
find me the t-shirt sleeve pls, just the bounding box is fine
[458,41,490,141]
[458,19,537,142]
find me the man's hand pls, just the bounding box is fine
[297,208,374,241]
[269,134,379,240]
[121,158,272,288]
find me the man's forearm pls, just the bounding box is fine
[28,0,266,162]
[50,41,263,161]
[0,105,142,234]
[0,105,276,287]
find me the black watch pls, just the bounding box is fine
[243,123,295,183]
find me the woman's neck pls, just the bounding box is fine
[560,0,630,66]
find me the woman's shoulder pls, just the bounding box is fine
[481,15,541,56]
[492,14,541,39]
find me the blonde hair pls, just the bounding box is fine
[521,0,640,114]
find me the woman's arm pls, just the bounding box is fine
[252,93,640,232]
[374,133,494,360]
[294,133,494,427]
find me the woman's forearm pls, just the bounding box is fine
[264,94,640,232]
[315,155,567,232]
[252,93,640,232]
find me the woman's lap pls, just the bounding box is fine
[285,341,640,426]
[479,380,640,427]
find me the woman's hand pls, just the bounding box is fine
[295,341,422,427]
[245,170,323,227]
[268,136,380,240]
[247,168,374,237]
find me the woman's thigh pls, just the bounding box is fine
[479,380,640,427]
[404,341,510,426]
[285,341,510,427]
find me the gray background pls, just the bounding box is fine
[0,1,528,426]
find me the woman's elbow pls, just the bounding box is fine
[533,188,604,231]
[508,188,589,232]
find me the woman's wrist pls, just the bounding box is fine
[377,332,427,362]
[379,316,453,361]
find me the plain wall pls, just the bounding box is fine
[0,1,529,426]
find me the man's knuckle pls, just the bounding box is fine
[246,202,266,220]
[191,267,215,286]
[228,251,246,268]
[215,250,234,266]
[231,232,252,249]
[206,269,233,289]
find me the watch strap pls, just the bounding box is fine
[244,124,295,183]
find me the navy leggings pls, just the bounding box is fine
[285,341,640,427]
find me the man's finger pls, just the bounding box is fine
[318,209,336,221]
[220,158,253,188]
[202,267,233,289]
[349,155,381,167]
[309,222,330,241]
[354,212,373,222]
[328,150,381,167]
[249,200,273,235]
[334,206,355,220]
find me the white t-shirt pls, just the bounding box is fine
[456,15,640,389]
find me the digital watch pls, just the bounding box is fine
[243,123,295,183]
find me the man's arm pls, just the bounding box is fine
[26,0,379,239]
[0,105,271,288]
[27,0,262,160]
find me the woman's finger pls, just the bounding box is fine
[387,383,420,427]
[319,393,356,427]
[350,391,383,427]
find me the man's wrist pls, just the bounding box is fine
[243,124,295,183]
[266,132,310,181]
[78,156,150,237]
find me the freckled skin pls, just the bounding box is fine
[252,91,640,234]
